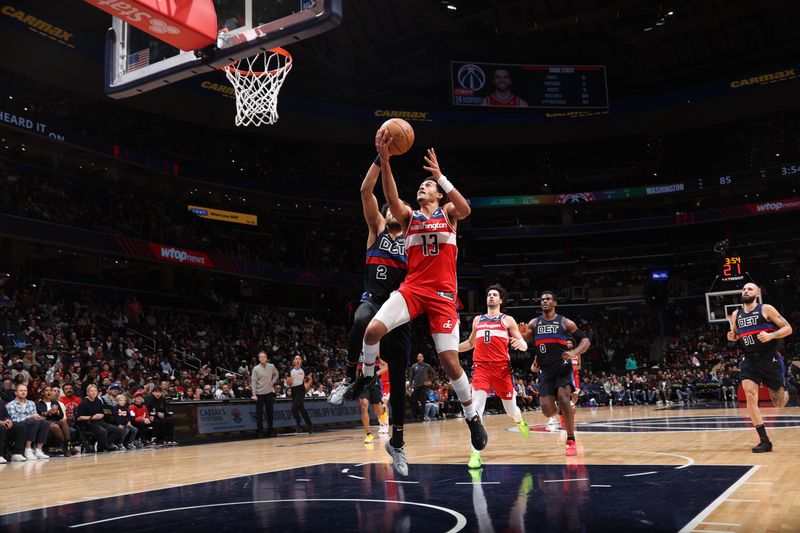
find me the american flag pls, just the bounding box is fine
[127,48,150,72]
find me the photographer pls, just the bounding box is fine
[145,387,176,446]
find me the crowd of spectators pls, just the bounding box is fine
[1,268,798,460]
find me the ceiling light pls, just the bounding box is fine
[447,4,457,10]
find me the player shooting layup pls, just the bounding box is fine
[358,130,488,476]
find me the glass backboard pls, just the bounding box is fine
[105,0,341,98]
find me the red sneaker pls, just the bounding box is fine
[566,439,577,457]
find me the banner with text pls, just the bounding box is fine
[188,205,258,226]
[196,400,371,434]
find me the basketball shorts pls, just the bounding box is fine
[374,288,459,353]
[538,362,576,398]
[573,369,580,391]
[472,361,515,400]
[359,381,382,404]
[740,352,785,391]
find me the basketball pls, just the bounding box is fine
[379,118,415,155]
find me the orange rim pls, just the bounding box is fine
[220,47,292,77]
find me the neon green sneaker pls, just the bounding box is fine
[468,450,483,469]
[469,467,484,483]
[517,418,530,439]
[519,472,533,496]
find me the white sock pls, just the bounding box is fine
[361,341,379,377]
[451,372,476,418]
[502,398,522,423]
[469,389,488,452]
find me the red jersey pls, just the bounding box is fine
[60,395,82,421]
[403,207,457,293]
[486,94,523,107]
[473,313,510,363]
[128,403,151,423]
[380,369,390,395]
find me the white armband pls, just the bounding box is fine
[437,175,454,194]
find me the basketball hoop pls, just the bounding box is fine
[221,48,292,127]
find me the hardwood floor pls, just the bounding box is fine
[2,404,797,531]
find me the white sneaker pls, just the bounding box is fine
[34,450,50,460]
[378,424,389,435]
[24,449,36,461]
[11,454,26,462]
[0,456,6,464]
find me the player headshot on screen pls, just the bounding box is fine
[482,68,529,107]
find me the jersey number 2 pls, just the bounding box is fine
[376,265,387,280]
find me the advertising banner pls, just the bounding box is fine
[188,205,258,226]
[196,400,371,434]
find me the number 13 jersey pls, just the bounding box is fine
[403,207,457,293]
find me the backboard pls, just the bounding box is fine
[104,0,341,98]
[705,289,760,324]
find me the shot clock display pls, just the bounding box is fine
[722,256,745,282]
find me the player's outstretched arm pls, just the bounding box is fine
[760,305,793,342]
[423,148,471,221]
[377,130,412,229]
[458,316,480,352]
[503,315,528,352]
[360,138,385,242]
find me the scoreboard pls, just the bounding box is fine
[451,61,608,109]
[721,256,745,282]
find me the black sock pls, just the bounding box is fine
[567,434,576,442]
[345,362,357,381]
[390,426,404,448]
[755,424,770,442]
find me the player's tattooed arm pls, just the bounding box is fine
[458,316,480,352]
[761,305,793,341]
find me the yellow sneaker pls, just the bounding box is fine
[364,433,374,444]
[469,467,484,483]
[467,450,482,469]
[379,411,389,425]
[517,418,530,439]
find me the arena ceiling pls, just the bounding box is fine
[2,0,800,135]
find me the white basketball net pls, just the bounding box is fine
[222,48,292,127]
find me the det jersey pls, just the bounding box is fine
[363,229,407,304]
[473,314,510,363]
[403,207,457,293]
[736,304,778,354]
[533,314,570,368]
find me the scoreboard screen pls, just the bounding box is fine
[721,256,745,282]
[451,61,609,109]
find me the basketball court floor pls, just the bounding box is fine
[2,404,798,532]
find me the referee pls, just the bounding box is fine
[288,355,314,433]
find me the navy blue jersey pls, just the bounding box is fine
[363,229,407,304]
[736,304,778,355]
[533,314,570,368]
